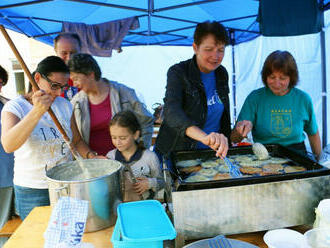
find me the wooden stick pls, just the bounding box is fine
[0,25,71,142]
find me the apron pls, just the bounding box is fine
[116,149,155,202]
[121,161,144,202]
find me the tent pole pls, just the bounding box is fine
[230,30,237,124]
[147,0,154,45]
[321,29,327,148]
[0,25,72,144]
[320,0,327,148]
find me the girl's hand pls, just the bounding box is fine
[31,90,53,116]
[133,177,149,195]
[201,132,228,158]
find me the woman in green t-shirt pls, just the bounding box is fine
[231,50,321,160]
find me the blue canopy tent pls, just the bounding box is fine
[0,0,327,45]
[0,0,263,46]
[0,0,329,144]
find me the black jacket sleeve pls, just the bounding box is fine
[163,64,198,138]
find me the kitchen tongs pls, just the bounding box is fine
[223,157,242,178]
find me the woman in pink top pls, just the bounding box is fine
[69,53,154,158]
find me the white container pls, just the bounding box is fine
[263,229,305,248]
[304,228,330,248]
[314,199,330,228]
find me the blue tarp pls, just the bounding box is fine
[0,0,329,146]
[0,0,328,47]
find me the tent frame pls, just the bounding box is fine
[0,0,259,45]
[0,0,328,146]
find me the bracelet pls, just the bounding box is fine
[86,150,98,159]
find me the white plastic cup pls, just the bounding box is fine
[314,199,330,229]
[263,229,305,248]
[304,228,330,248]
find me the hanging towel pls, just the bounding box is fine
[62,17,139,57]
[257,0,322,36]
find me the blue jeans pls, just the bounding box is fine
[14,185,50,220]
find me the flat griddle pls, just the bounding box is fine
[170,144,330,191]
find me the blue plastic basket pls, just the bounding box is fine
[111,200,176,248]
[111,222,164,248]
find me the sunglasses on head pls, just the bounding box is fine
[41,73,69,91]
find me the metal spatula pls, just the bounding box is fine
[243,137,269,160]
[223,157,242,178]
[252,142,269,160]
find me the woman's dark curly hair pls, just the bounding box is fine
[0,65,8,86]
[261,50,299,88]
[28,56,69,93]
[68,53,101,81]
[193,21,229,46]
[35,56,69,76]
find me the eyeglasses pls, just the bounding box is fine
[0,79,6,86]
[41,74,69,91]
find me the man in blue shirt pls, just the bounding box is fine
[0,65,15,228]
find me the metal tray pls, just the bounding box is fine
[170,145,330,191]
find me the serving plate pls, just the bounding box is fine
[183,237,259,248]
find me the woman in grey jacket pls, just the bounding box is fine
[69,53,154,157]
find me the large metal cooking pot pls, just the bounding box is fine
[46,159,122,232]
